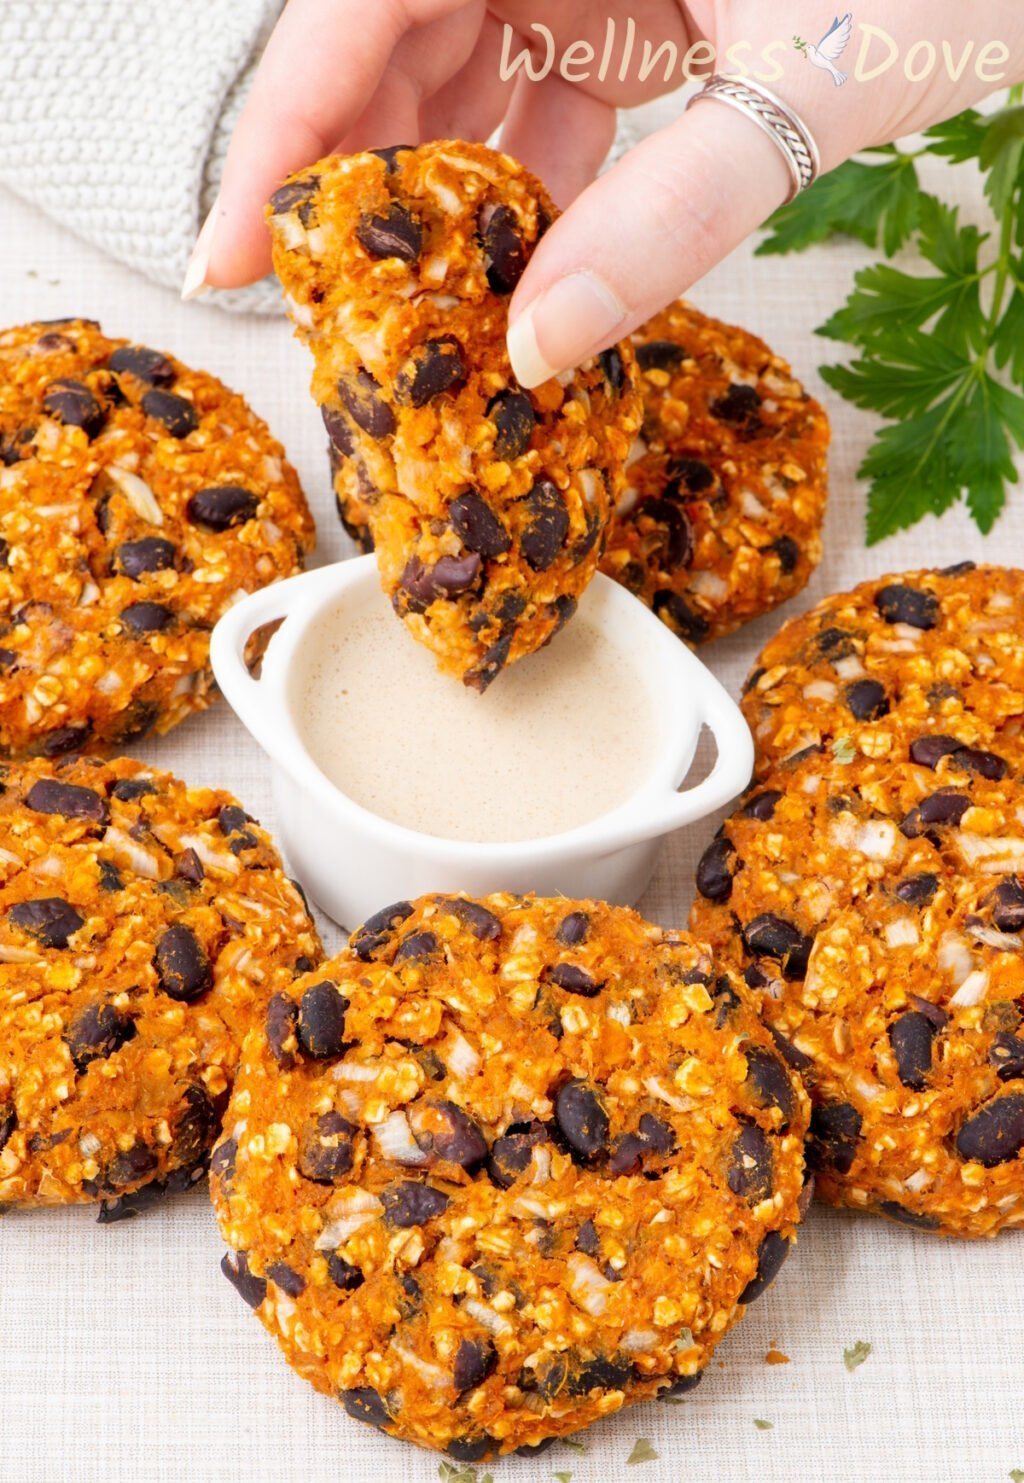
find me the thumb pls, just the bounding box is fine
[506,96,827,388]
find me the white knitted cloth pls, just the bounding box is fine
[0,1,681,315]
[0,0,286,314]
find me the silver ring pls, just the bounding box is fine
[686,75,821,202]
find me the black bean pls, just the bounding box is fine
[142,389,198,438]
[609,1112,675,1176]
[521,480,569,571]
[107,1141,159,1187]
[42,379,104,437]
[467,630,514,692]
[111,778,157,802]
[9,897,84,949]
[382,1180,450,1227]
[525,1352,568,1399]
[170,1084,219,1167]
[846,679,889,721]
[728,1122,773,1204]
[665,457,716,496]
[408,1098,488,1172]
[453,1338,497,1396]
[956,1094,1024,1166]
[121,601,175,634]
[395,336,466,407]
[569,1354,635,1396]
[744,1046,797,1126]
[990,1032,1024,1082]
[297,980,349,1058]
[266,992,299,1068]
[210,1137,237,1188]
[957,747,1008,781]
[556,910,590,947]
[888,1011,937,1091]
[394,930,438,964]
[109,345,175,386]
[739,1230,792,1303]
[660,1371,705,1398]
[447,898,502,940]
[711,383,761,427]
[652,589,711,644]
[639,497,694,570]
[297,1111,357,1184]
[341,1387,394,1430]
[808,1101,862,1175]
[446,1438,493,1463]
[877,1200,940,1230]
[990,878,1024,933]
[399,553,481,608]
[771,536,800,575]
[368,144,414,172]
[450,491,510,559]
[940,560,977,576]
[187,484,259,531]
[98,860,123,892]
[221,1251,266,1309]
[0,647,15,670]
[396,1272,422,1317]
[515,1439,557,1457]
[64,1001,136,1071]
[96,1160,206,1222]
[488,389,535,461]
[547,962,601,996]
[321,403,355,455]
[636,340,686,372]
[875,583,940,630]
[744,790,782,821]
[351,900,414,959]
[909,734,963,769]
[596,345,625,393]
[487,1122,546,1188]
[39,723,92,757]
[743,914,812,979]
[268,177,319,214]
[0,1105,15,1153]
[696,836,735,903]
[481,204,527,293]
[918,791,969,826]
[555,1079,609,1163]
[815,626,857,658]
[267,1261,306,1298]
[115,538,177,579]
[768,1024,814,1072]
[710,976,742,1029]
[25,778,107,824]
[327,1254,364,1291]
[338,368,396,439]
[356,202,423,262]
[895,872,939,906]
[154,924,212,1002]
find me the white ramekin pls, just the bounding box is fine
[210,557,753,928]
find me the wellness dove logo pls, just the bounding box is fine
[793,12,854,86]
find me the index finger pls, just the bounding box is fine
[204,0,412,289]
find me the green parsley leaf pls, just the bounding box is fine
[753,1419,775,1431]
[626,1438,659,1465]
[758,154,921,257]
[831,737,856,765]
[1008,1469,1024,1481]
[561,1439,588,1454]
[553,1473,573,1483]
[923,109,989,164]
[843,1340,873,1372]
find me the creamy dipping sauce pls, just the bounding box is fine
[294,593,656,843]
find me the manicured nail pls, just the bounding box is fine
[507,271,628,388]
[181,200,220,301]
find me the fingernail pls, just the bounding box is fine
[181,200,219,301]
[507,271,628,388]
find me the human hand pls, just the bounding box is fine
[188,1,1024,386]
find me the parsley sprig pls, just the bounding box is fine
[759,86,1024,543]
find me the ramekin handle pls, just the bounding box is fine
[657,675,755,831]
[209,576,307,756]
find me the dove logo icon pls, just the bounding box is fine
[794,13,853,86]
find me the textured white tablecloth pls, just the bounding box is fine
[1,110,1022,1483]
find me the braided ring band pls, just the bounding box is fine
[686,75,822,201]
